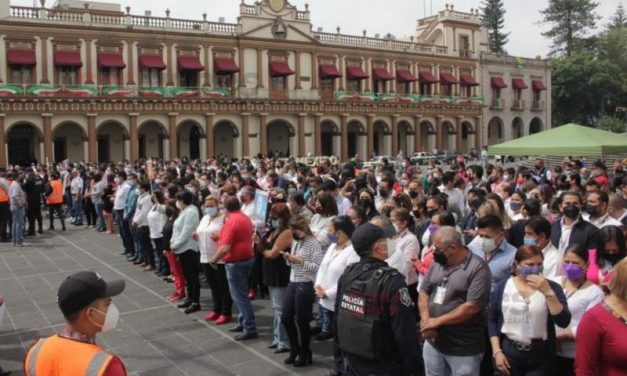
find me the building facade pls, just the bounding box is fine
[0,0,545,165]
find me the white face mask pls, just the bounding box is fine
[481,237,497,254]
[386,238,397,259]
[175,201,181,209]
[92,302,120,333]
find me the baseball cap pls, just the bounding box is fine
[351,223,385,257]
[57,271,125,317]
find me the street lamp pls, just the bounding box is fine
[601,95,611,116]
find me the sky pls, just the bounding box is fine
[13,0,626,58]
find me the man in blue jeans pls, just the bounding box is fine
[211,196,257,341]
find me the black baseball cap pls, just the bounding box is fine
[351,223,385,257]
[57,271,125,317]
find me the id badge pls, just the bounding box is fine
[433,286,446,305]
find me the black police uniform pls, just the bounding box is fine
[334,257,423,376]
[23,174,44,234]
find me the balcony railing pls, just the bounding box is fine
[0,83,231,98]
[334,91,482,105]
[490,98,504,109]
[511,99,525,111]
[312,31,448,55]
[532,100,544,111]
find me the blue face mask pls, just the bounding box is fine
[520,265,543,277]
[205,207,217,217]
[523,237,538,246]
[271,219,280,228]
[327,232,338,244]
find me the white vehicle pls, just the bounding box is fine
[410,152,436,165]
[362,156,395,169]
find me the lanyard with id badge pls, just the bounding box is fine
[433,267,462,305]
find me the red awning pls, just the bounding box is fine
[177,56,204,71]
[139,54,166,70]
[7,49,36,65]
[97,53,126,68]
[53,51,82,67]
[372,68,394,81]
[491,77,507,89]
[346,66,369,80]
[319,64,342,78]
[418,71,439,84]
[214,58,239,73]
[440,72,459,85]
[512,78,528,90]
[460,74,479,86]
[269,61,294,77]
[396,69,418,83]
[532,80,547,91]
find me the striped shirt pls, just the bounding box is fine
[287,236,323,283]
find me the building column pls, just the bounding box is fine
[436,115,443,151]
[298,113,306,157]
[204,46,213,87]
[167,44,175,86]
[367,114,375,157]
[434,64,440,95]
[41,113,53,163]
[168,112,178,159]
[311,52,319,90]
[475,116,483,150]
[236,46,244,88]
[364,58,371,92]
[455,116,463,153]
[41,37,50,84]
[295,51,302,90]
[205,113,214,158]
[0,114,5,167]
[84,39,94,85]
[87,113,97,162]
[391,114,399,156]
[241,113,250,157]
[341,114,349,161]
[129,113,139,161]
[390,61,396,94]
[338,56,345,91]
[256,48,264,89]
[413,115,422,152]
[126,40,135,85]
[259,113,268,155]
[314,113,322,155]
[411,61,418,95]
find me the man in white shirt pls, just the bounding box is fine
[524,216,561,278]
[582,190,622,229]
[133,181,155,271]
[608,193,627,225]
[439,171,465,223]
[113,171,134,256]
[70,170,84,225]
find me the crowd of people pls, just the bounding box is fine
[2,153,627,375]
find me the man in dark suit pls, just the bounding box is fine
[550,191,598,254]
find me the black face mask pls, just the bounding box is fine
[562,204,580,219]
[359,198,372,208]
[292,233,302,241]
[427,209,438,218]
[409,190,419,199]
[602,253,623,265]
[379,189,388,197]
[433,249,448,266]
[585,205,599,217]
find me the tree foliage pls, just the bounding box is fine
[480,0,509,54]
[597,115,626,133]
[608,4,627,29]
[540,0,600,56]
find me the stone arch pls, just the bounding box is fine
[138,120,168,159]
[52,121,87,162]
[418,121,435,152]
[373,120,391,156]
[347,120,366,158]
[177,120,205,160]
[530,117,543,134]
[397,120,413,155]
[512,117,524,139]
[97,121,128,163]
[460,121,474,153]
[6,122,42,165]
[267,119,295,157]
[487,116,504,145]
[320,120,339,157]
[441,120,455,151]
[213,120,239,158]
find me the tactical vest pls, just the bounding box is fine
[336,263,400,363]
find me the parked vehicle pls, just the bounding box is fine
[410,152,436,165]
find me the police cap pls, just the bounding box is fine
[351,223,385,257]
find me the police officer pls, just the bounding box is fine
[333,223,423,376]
[24,271,128,376]
[22,167,44,236]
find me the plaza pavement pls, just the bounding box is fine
[0,226,334,376]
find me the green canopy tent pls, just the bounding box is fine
[488,123,627,157]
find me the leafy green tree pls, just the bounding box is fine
[597,115,626,133]
[608,4,627,29]
[540,0,600,56]
[480,0,509,53]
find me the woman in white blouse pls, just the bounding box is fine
[314,215,359,341]
[147,190,168,276]
[389,208,421,302]
[554,246,605,376]
[192,195,232,325]
[309,192,338,253]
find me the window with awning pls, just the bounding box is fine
[177,56,204,71]
[139,55,166,70]
[372,68,394,81]
[346,66,369,80]
[269,61,295,77]
[532,80,547,91]
[512,78,528,90]
[214,58,240,74]
[319,64,342,79]
[460,74,479,86]
[53,51,82,67]
[97,53,126,68]
[418,71,439,84]
[490,77,507,89]
[7,49,36,66]
[396,70,418,83]
[440,73,459,85]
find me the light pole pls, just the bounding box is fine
[601,95,611,116]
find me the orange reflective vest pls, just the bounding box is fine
[24,335,113,376]
[0,181,12,203]
[46,180,63,205]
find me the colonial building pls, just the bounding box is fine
[0,0,534,165]
[480,53,551,146]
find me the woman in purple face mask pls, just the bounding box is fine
[554,246,605,376]
[488,245,571,376]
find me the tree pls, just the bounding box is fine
[608,4,627,29]
[540,0,600,56]
[597,115,626,133]
[480,0,509,54]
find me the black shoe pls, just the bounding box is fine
[284,349,299,365]
[310,326,322,335]
[315,332,334,341]
[228,326,243,333]
[274,348,290,354]
[177,300,192,309]
[268,344,278,349]
[234,332,258,341]
[48,227,54,231]
[61,227,66,231]
[184,303,201,314]
[293,350,312,367]
[325,372,343,376]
